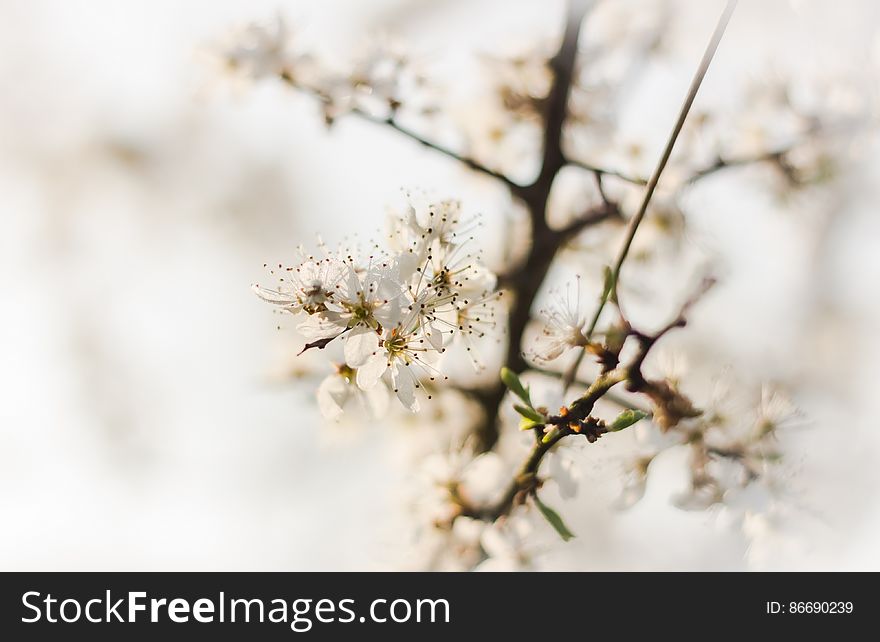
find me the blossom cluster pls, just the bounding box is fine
[223,6,828,571]
[214,16,425,125]
[253,199,498,419]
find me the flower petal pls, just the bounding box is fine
[297,313,345,340]
[424,323,444,352]
[344,326,378,367]
[316,374,349,421]
[360,380,390,418]
[356,353,388,390]
[251,284,297,308]
[391,363,419,412]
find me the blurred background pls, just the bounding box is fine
[1,0,879,570]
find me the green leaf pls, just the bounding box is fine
[500,367,531,406]
[514,404,546,424]
[608,409,648,432]
[534,496,575,542]
[600,264,615,301]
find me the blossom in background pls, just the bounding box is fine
[316,364,389,422]
[475,516,536,571]
[615,420,686,509]
[529,278,590,363]
[216,17,314,83]
[547,449,581,500]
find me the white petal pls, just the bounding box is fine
[316,374,349,421]
[480,524,515,560]
[548,453,579,500]
[615,475,647,510]
[461,452,507,505]
[359,380,390,418]
[252,284,297,308]
[373,296,403,329]
[297,313,344,340]
[424,323,444,352]
[391,363,419,412]
[344,326,378,367]
[355,354,388,390]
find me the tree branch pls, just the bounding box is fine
[583,0,736,343]
[278,71,524,194]
[686,148,787,184]
[355,111,527,194]
[564,157,648,185]
[463,2,737,523]
[468,0,594,452]
[529,0,593,206]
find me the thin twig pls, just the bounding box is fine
[686,149,786,184]
[358,112,525,193]
[564,156,648,185]
[278,72,524,193]
[589,0,736,335]
[472,0,737,523]
[468,0,594,452]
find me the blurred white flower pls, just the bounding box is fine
[316,365,390,421]
[753,384,802,437]
[459,452,509,506]
[475,516,535,571]
[672,484,722,512]
[615,457,652,510]
[217,17,313,82]
[529,278,589,363]
[547,449,580,500]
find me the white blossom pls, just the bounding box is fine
[217,17,313,82]
[529,278,589,363]
[253,198,497,418]
[547,449,581,500]
[251,249,346,315]
[353,310,442,412]
[316,364,390,421]
[475,516,536,571]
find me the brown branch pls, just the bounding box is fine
[278,71,525,194]
[530,0,594,204]
[623,276,716,389]
[530,366,651,414]
[469,0,593,452]
[357,112,527,195]
[582,0,736,349]
[557,199,622,237]
[686,149,787,184]
[564,157,648,185]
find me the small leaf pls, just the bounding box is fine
[514,404,546,424]
[600,265,614,300]
[541,426,558,444]
[534,495,575,541]
[519,417,542,431]
[500,367,531,406]
[608,409,648,432]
